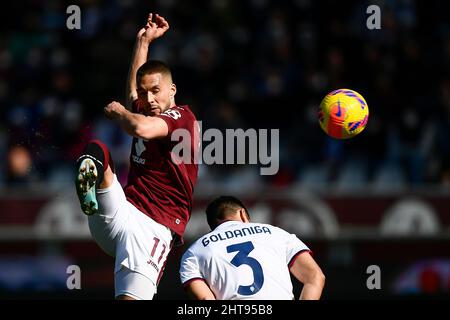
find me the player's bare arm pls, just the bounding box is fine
[185,280,216,300]
[290,252,325,300]
[126,13,169,110]
[104,101,168,139]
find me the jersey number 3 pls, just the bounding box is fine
[226,241,264,296]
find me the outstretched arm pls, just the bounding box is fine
[104,101,168,140]
[290,251,325,300]
[126,13,169,110]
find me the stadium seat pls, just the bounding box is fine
[47,166,74,189]
[335,160,368,190]
[297,165,329,190]
[372,162,407,191]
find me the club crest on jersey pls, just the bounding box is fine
[162,109,181,120]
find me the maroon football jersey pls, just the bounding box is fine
[124,100,199,245]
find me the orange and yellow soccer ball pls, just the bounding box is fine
[318,89,369,139]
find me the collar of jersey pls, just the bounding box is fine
[215,220,244,231]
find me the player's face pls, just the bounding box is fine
[137,72,176,116]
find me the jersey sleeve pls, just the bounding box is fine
[284,231,312,268]
[179,248,204,286]
[156,106,193,136]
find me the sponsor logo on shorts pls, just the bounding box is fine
[147,259,160,273]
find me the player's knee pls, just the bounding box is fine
[83,140,108,156]
[84,140,115,173]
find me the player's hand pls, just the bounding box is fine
[104,101,126,120]
[137,13,169,44]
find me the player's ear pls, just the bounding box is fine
[170,83,177,98]
[239,209,249,223]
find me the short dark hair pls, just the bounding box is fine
[205,196,249,230]
[136,60,172,83]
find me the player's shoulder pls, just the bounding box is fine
[179,105,197,119]
[172,104,195,115]
[160,104,196,121]
[182,232,212,259]
[188,229,215,249]
[248,222,293,238]
[174,104,190,111]
[247,222,278,231]
[181,239,200,259]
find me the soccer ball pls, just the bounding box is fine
[318,89,369,139]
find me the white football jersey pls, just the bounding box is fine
[179,221,311,300]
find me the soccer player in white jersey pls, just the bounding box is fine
[179,196,325,300]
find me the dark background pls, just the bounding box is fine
[0,0,449,299]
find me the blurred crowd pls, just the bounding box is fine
[1,0,449,192]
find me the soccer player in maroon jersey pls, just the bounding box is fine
[75,13,199,300]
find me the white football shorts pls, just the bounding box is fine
[87,174,173,300]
